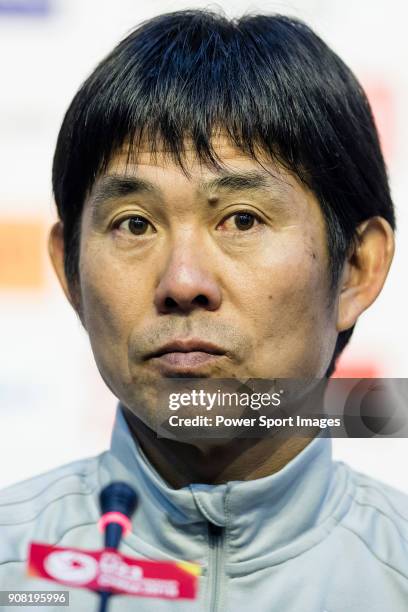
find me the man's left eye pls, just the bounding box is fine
[218,211,261,231]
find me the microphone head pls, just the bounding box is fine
[99,481,138,519]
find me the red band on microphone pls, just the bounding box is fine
[97,511,132,536]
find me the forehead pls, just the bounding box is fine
[92,132,311,204]
[109,132,270,166]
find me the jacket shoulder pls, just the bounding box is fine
[347,466,408,523]
[0,454,101,509]
[339,462,408,578]
[0,453,103,564]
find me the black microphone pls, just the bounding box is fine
[97,482,138,612]
[99,481,138,548]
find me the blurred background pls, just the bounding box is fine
[1,0,407,490]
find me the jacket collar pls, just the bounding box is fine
[98,404,350,568]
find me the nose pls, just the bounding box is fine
[153,236,222,314]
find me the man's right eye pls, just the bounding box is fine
[114,215,153,235]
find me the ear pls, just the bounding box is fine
[337,216,395,332]
[48,221,82,317]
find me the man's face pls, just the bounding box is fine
[76,134,338,428]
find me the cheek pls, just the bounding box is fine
[78,245,149,381]
[236,233,327,320]
[263,264,324,339]
[231,234,331,373]
[79,239,149,331]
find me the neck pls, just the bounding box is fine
[122,407,319,488]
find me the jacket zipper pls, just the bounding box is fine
[208,522,225,612]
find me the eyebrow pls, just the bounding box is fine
[90,175,160,206]
[198,170,275,194]
[88,169,286,221]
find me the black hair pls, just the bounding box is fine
[52,9,395,376]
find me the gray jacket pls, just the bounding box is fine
[1,405,408,611]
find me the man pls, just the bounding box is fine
[0,9,405,611]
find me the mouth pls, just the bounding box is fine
[144,339,226,375]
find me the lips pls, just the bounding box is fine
[145,339,226,374]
